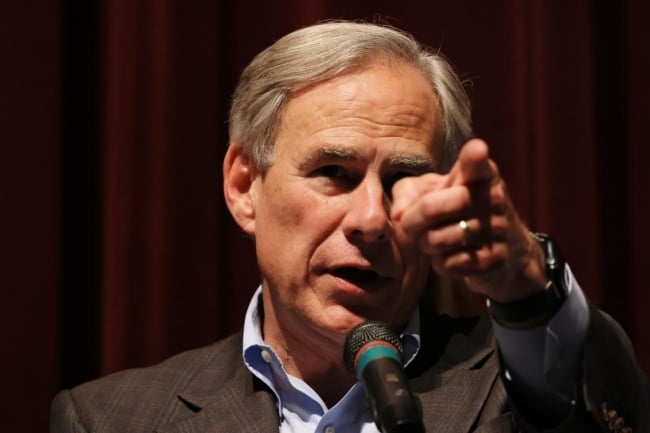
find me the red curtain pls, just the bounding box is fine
[1,2,62,431]
[2,1,649,431]
[626,0,650,377]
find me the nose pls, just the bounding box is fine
[343,178,392,243]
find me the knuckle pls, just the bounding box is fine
[419,192,440,217]
[490,184,507,206]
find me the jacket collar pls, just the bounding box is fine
[156,381,279,433]
[156,334,280,433]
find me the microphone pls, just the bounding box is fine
[343,321,424,433]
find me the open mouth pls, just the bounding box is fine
[332,267,380,284]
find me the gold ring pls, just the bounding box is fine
[458,219,472,246]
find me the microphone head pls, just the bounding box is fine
[343,321,403,375]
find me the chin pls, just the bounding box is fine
[320,307,369,335]
[330,304,402,333]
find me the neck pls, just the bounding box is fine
[260,301,358,407]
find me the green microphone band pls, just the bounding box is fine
[356,344,401,377]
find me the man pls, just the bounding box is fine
[51,21,649,432]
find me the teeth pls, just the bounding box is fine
[334,267,378,283]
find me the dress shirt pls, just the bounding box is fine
[492,264,589,409]
[242,288,421,433]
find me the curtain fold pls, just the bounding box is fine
[99,0,229,374]
[626,0,650,371]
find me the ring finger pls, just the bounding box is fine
[418,215,508,255]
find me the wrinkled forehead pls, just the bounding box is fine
[276,60,445,167]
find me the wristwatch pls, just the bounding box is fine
[488,233,568,323]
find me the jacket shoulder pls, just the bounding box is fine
[51,333,244,433]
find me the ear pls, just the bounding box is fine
[223,143,259,236]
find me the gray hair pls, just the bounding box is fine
[228,21,472,173]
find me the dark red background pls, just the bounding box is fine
[2,1,648,431]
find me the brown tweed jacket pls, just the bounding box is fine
[50,306,649,433]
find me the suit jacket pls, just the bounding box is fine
[50,305,649,433]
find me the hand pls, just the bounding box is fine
[391,139,547,303]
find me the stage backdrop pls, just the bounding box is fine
[1,1,649,432]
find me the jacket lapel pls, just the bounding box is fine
[417,355,500,433]
[412,315,503,433]
[155,334,280,433]
[155,385,279,433]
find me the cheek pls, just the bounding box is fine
[279,196,311,229]
[405,256,431,290]
[278,204,315,240]
[393,223,425,262]
[261,182,309,230]
[395,229,431,293]
[256,183,336,259]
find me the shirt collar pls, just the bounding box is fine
[241,286,422,416]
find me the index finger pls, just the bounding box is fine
[446,139,495,187]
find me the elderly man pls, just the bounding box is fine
[51,21,648,433]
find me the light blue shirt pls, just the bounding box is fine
[491,264,589,405]
[241,265,589,432]
[242,288,421,433]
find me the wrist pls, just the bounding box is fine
[488,233,568,327]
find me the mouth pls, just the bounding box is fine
[331,267,381,285]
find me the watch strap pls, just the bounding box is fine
[488,233,567,324]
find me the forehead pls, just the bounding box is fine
[274,61,443,166]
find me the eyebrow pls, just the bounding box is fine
[299,145,436,173]
[390,153,436,173]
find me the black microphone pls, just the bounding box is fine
[343,321,424,433]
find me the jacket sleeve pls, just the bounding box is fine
[578,306,649,432]
[511,305,650,433]
[50,390,90,433]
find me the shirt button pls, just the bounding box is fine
[260,349,273,363]
[324,426,335,433]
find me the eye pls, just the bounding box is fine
[382,172,412,196]
[314,165,348,179]
[311,165,359,191]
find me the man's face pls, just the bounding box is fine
[248,61,442,343]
